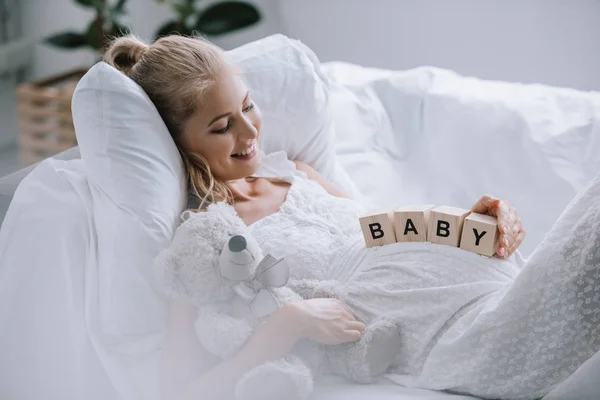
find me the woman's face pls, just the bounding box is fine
[180,65,262,181]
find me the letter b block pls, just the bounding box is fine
[359,211,397,248]
[460,213,499,257]
[427,206,471,247]
[394,205,434,242]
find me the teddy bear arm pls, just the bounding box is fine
[195,304,254,359]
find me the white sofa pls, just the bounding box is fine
[1,60,600,399]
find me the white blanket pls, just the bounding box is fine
[322,62,600,399]
[324,62,600,257]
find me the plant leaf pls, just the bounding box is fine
[113,0,128,14]
[85,17,130,52]
[74,0,103,8]
[173,2,196,18]
[155,20,191,39]
[196,1,260,36]
[43,32,89,49]
[85,18,102,50]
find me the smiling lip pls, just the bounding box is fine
[231,143,257,161]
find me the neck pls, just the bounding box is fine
[226,176,256,202]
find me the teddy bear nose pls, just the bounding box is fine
[228,235,247,252]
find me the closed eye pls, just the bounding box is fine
[212,121,231,134]
[243,102,254,113]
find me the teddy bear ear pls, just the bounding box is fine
[180,210,194,222]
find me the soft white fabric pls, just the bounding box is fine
[312,376,479,400]
[71,61,184,346]
[3,52,600,400]
[323,62,600,257]
[247,152,600,399]
[0,159,125,399]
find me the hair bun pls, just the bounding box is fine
[103,35,150,76]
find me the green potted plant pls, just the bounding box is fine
[44,0,131,55]
[154,0,261,39]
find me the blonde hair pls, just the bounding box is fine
[103,34,234,209]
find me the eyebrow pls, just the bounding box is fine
[207,91,250,127]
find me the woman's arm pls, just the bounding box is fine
[161,297,365,400]
[292,160,349,198]
[161,299,302,400]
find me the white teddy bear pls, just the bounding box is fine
[154,202,401,400]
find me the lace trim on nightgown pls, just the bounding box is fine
[248,154,370,281]
[250,150,308,184]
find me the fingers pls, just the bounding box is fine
[335,299,358,321]
[472,195,512,235]
[507,228,526,257]
[470,194,500,214]
[496,204,526,258]
[496,205,516,257]
[345,320,367,333]
[338,310,366,343]
[495,201,512,234]
[341,330,362,342]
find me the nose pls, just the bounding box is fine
[237,113,259,141]
[229,235,247,252]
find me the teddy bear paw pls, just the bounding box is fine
[331,318,402,384]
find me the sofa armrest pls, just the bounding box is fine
[0,147,81,228]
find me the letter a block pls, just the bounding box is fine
[427,206,470,247]
[460,213,499,257]
[359,210,397,248]
[394,205,434,242]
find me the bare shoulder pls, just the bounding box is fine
[292,160,314,174]
[292,160,349,198]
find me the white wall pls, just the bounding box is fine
[279,0,600,91]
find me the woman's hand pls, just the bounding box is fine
[290,298,366,345]
[470,194,526,258]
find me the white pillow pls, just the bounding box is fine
[228,34,360,197]
[70,34,362,341]
[72,60,185,342]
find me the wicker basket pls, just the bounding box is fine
[16,68,88,166]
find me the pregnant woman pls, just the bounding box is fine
[104,35,600,400]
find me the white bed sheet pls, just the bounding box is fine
[312,377,478,400]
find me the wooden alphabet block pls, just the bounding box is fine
[427,206,471,247]
[460,213,500,257]
[394,205,434,242]
[359,210,397,248]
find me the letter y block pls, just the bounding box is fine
[460,213,500,257]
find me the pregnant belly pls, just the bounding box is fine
[360,241,521,288]
[333,242,521,371]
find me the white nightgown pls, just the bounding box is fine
[243,151,600,400]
